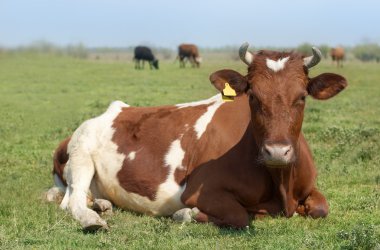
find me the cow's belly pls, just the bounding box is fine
[91,144,186,216]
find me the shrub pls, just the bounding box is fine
[352,43,380,62]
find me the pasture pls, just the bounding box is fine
[0,52,379,249]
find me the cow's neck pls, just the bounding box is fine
[188,95,251,168]
[267,164,297,217]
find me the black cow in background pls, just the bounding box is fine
[134,46,159,70]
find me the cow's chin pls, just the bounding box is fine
[264,159,294,168]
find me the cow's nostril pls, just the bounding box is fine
[284,146,292,156]
[263,145,272,156]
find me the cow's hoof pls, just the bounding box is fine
[308,206,328,219]
[83,223,109,233]
[93,199,113,214]
[45,187,64,203]
[172,207,199,223]
[82,219,109,232]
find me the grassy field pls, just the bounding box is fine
[0,52,379,249]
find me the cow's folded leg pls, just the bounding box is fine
[185,194,249,229]
[193,209,249,229]
[299,188,329,218]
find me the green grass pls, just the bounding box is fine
[0,53,379,249]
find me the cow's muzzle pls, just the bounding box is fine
[262,143,295,167]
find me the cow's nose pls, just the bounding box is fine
[262,143,294,166]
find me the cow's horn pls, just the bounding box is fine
[239,42,254,65]
[303,47,322,69]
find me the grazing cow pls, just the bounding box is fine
[47,43,347,231]
[134,46,159,70]
[178,44,202,68]
[330,47,345,67]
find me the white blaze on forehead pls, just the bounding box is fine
[194,98,223,139]
[266,57,289,72]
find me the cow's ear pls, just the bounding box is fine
[210,69,248,95]
[307,73,347,100]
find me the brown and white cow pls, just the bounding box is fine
[48,43,347,231]
[178,44,202,68]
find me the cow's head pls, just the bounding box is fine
[195,57,202,67]
[152,59,159,69]
[210,43,347,168]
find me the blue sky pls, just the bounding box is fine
[1,0,379,48]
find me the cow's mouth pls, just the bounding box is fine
[264,160,292,168]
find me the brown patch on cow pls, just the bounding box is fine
[113,104,212,200]
[53,137,71,186]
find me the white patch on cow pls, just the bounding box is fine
[61,99,188,217]
[195,57,202,63]
[127,151,136,161]
[164,139,185,170]
[175,94,221,109]
[194,98,224,139]
[154,138,187,213]
[266,57,289,72]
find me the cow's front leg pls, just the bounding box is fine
[183,192,250,228]
[248,199,284,219]
[296,188,329,218]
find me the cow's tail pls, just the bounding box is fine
[52,137,71,187]
[46,137,71,203]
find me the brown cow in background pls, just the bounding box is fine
[330,47,345,67]
[178,44,202,68]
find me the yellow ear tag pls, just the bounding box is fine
[222,82,237,102]
[222,95,235,102]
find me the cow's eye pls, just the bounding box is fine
[294,94,307,106]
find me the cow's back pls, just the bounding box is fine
[179,44,199,57]
[134,46,154,61]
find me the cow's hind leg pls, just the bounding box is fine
[60,153,108,231]
[297,188,329,218]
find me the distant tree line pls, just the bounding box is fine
[296,42,380,62]
[1,40,89,59]
[1,40,380,62]
[351,44,380,62]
